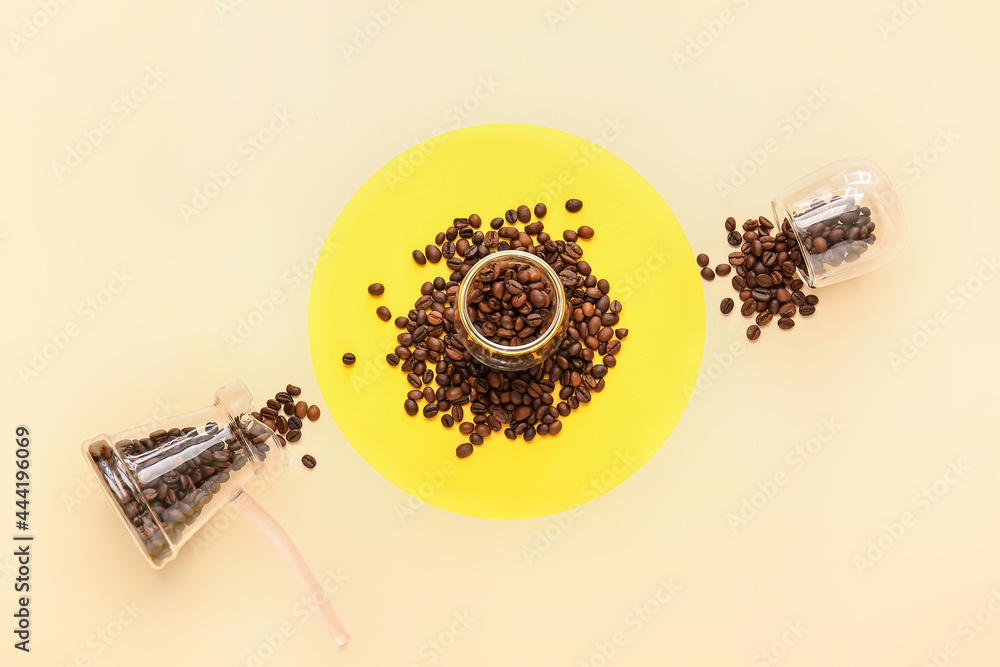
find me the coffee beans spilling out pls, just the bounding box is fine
[253,384,321,466]
[368,199,623,458]
[701,215,819,340]
[87,419,271,565]
[465,259,556,346]
[795,199,877,265]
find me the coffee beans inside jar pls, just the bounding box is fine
[362,200,624,458]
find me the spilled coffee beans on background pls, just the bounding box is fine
[701,215,819,340]
[353,198,625,458]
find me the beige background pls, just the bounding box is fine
[2,1,998,665]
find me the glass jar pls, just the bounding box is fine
[81,380,283,568]
[771,157,906,288]
[453,250,570,371]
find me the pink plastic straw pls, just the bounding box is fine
[233,490,351,646]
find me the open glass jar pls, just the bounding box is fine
[453,250,569,371]
[82,380,283,568]
[772,157,906,288]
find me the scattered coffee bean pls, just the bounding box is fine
[505,209,518,223]
[286,384,301,396]
[306,405,320,421]
[301,454,317,469]
[716,264,731,276]
[534,203,547,218]
[377,306,391,321]
[342,353,356,365]
[747,324,761,340]
[778,317,795,329]
[295,401,307,418]
[368,283,385,296]
[386,353,400,366]
[700,267,715,281]
[412,249,426,265]
[287,429,302,442]
[697,253,710,267]
[456,443,474,458]
[721,298,734,314]
[565,198,583,213]
[516,205,531,222]
[577,226,594,239]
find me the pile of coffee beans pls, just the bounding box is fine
[87,419,271,564]
[361,199,624,458]
[465,259,557,346]
[795,198,877,265]
[700,215,819,340]
[250,383,322,467]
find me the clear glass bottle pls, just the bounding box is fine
[453,250,570,371]
[81,380,350,645]
[771,157,906,288]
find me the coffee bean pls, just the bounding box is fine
[422,403,439,418]
[716,264,731,276]
[565,198,583,212]
[368,283,385,296]
[386,353,400,366]
[287,429,302,442]
[756,311,772,326]
[806,294,819,305]
[563,229,578,242]
[288,416,302,430]
[505,209,518,223]
[342,353,356,365]
[425,245,442,263]
[747,324,761,340]
[799,304,816,316]
[490,216,504,229]
[412,249,426,265]
[697,253,710,267]
[700,267,715,281]
[725,217,736,231]
[377,306,392,321]
[779,303,796,317]
[777,317,795,329]
[286,384,301,396]
[720,298,734,314]
[534,203,547,218]
[404,399,418,416]
[517,205,531,222]
[469,214,482,228]
[441,414,455,428]
[577,226,594,239]
[456,443,474,458]
[301,455,317,469]
[615,328,628,339]
[728,231,742,246]
[732,275,747,290]
[306,405,321,421]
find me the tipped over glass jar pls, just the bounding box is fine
[772,157,907,288]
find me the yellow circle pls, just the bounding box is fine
[308,124,704,519]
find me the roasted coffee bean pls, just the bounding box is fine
[720,298,734,314]
[423,403,439,418]
[306,405,321,421]
[287,429,302,442]
[425,245,442,263]
[747,324,761,341]
[490,216,504,229]
[806,294,819,305]
[577,226,594,239]
[779,303,796,317]
[301,454,317,469]
[517,205,531,222]
[441,414,455,428]
[615,328,628,339]
[799,304,816,316]
[386,353,400,366]
[756,311,772,326]
[456,443,474,458]
[716,264,731,276]
[700,267,715,281]
[534,202,547,218]
[505,209,518,223]
[469,214,482,228]
[368,283,385,296]
[565,198,583,213]
[777,317,795,329]
[697,253,710,267]
[728,231,742,246]
[377,306,392,321]
[404,399,419,416]
[294,401,308,419]
[288,416,302,430]
[342,353,356,365]
[412,249,426,265]
[286,384,301,396]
